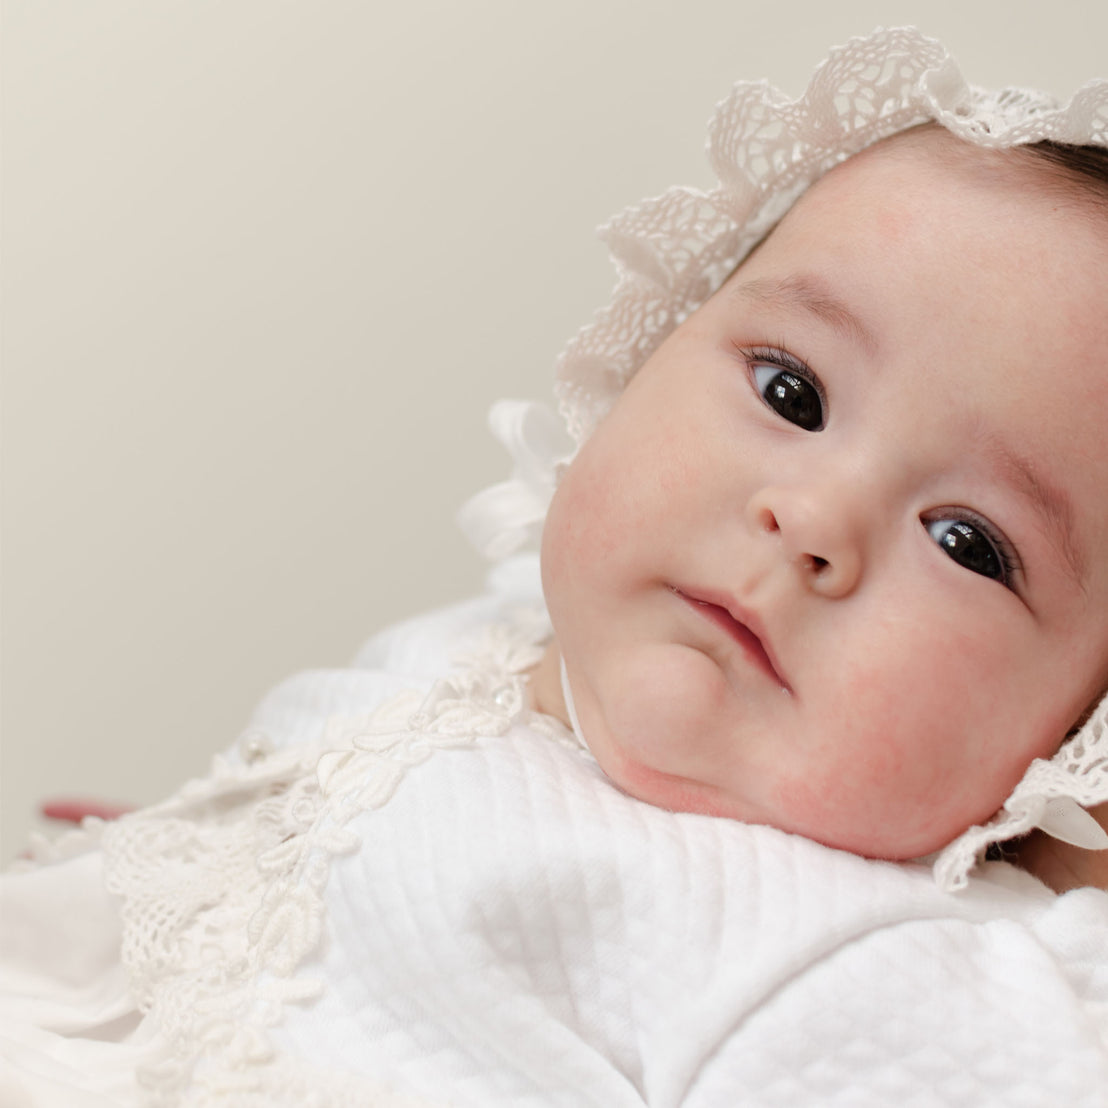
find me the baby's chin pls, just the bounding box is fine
[594,747,770,824]
[572,668,791,826]
[550,637,1000,862]
[592,730,985,864]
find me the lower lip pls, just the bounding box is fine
[675,591,788,690]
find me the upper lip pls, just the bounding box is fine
[671,586,792,692]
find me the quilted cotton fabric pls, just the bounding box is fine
[275,727,1108,1107]
[5,557,1107,1105]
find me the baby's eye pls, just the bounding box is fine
[751,357,824,431]
[926,517,1014,586]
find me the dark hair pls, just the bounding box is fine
[889,125,1108,212]
[1019,140,1108,206]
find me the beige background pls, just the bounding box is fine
[4,0,1108,861]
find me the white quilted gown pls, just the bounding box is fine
[3,557,1107,1106]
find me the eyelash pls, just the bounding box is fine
[736,343,1023,592]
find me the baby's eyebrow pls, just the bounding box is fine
[730,274,878,355]
[979,426,1088,591]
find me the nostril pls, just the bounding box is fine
[758,506,780,534]
[806,554,829,573]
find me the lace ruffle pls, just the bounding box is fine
[456,400,573,561]
[553,28,1108,443]
[100,609,571,1105]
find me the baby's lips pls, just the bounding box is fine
[673,585,792,692]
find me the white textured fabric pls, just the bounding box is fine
[4,559,1108,1104]
[459,26,1108,890]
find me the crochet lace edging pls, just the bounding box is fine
[101,608,572,1105]
[553,27,1108,444]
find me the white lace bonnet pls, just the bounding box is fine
[459,26,1108,891]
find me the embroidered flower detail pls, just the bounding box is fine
[101,608,571,1104]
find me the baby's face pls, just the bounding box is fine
[539,133,1108,859]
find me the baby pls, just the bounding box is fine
[532,121,1108,867]
[5,26,1108,1108]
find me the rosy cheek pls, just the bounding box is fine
[539,510,575,627]
[548,461,623,566]
[542,477,621,646]
[772,658,956,853]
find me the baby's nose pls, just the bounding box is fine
[747,486,863,598]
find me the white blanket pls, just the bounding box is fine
[3,560,1108,1106]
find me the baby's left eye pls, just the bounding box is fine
[926,517,1013,586]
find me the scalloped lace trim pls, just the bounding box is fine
[99,607,575,1106]
[554,28,1108,443]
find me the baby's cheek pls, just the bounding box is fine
[540,474,621,653]
[540,493,584,620]
[773,650,966,855]
[543,456,626,574]
[586,646,752,817]
[607,645,732,763]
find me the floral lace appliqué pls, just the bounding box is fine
[100,608,574,1106]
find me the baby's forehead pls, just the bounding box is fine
[822,123,1108,225]
[752,126,1108,305]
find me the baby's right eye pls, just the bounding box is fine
[925,516,1015,588]
[751,355,825,432]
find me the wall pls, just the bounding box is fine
[4,0,1106,858]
